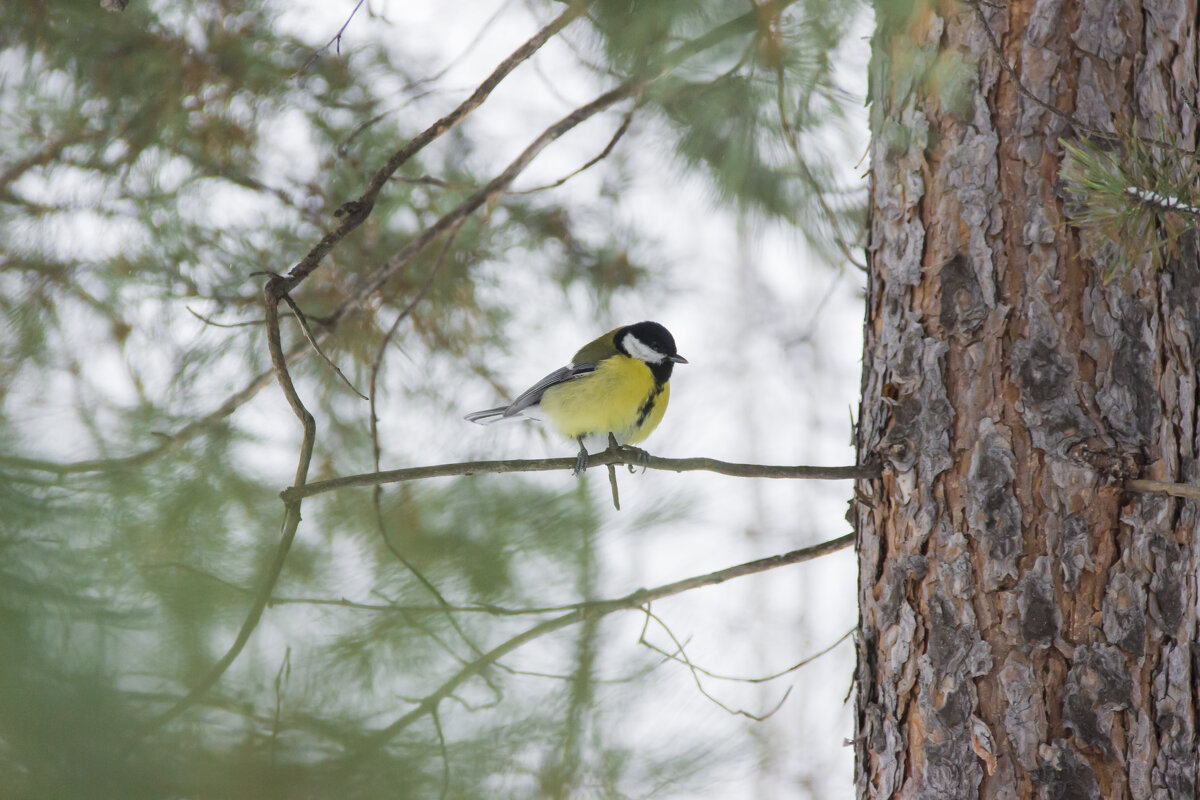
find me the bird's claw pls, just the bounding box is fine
[573,440,589,476]
[623,445,650,473]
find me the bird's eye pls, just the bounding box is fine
[622,334,667,363]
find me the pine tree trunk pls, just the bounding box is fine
[854,1,1199,798]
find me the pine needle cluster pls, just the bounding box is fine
[1060,122,1200,281]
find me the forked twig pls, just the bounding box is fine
[638,606,791,721]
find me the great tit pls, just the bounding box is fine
[466,321,687,473]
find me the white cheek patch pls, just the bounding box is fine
[621,333,667,364]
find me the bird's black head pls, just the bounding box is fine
[616,321,687,384]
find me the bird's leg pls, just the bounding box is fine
[573,437,589,476]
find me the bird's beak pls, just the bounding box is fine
[670,354,688,364]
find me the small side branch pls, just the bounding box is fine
[1125,479,1200,502]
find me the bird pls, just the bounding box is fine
[465,321,687,474]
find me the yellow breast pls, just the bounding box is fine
[539,356,670,445]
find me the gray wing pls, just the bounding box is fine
[465,363,596,423]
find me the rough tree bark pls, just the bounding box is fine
[854,1,1198,798]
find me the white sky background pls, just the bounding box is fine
[262,1,872,797]
[262,1,868,800]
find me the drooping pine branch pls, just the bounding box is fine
[1060,124,1200,280]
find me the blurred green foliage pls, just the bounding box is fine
[0,0,861,796]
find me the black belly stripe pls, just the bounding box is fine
[636,386,663,426]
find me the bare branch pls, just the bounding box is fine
[283,451,878,502]
[186,306,266,328]
[265,594,588,616]
[173,559,856,624]
[340,532,855,764]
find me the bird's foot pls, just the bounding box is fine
[573,439,589,476]
[622,445,650,473]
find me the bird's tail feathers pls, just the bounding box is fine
[465,406,510,425]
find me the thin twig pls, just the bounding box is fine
[283,452,878,502]
[640,623,853,683]
[187,306,266,328]
[279,292,367,399]
[639,607,790,721]
[339,532,855,764]
[394,174,462,189]
[606,463,621,510]
[293,0,368,78]
[419,0,513,89]
[431,706,451,800]
[176,564,850,621]
[506,100,639,195]
[186,306,336,329]
[389,602,475,669]
[605,432,622,510]
[366,221,483,658]
[337,0,515,155]
[964,0,1082,133]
